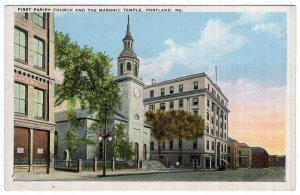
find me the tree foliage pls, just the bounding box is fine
[55,31,121,130]
[65,129,94,160]
[145,110,205,162]
[107,123,134,160]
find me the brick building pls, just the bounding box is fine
[14,12,55,173]
[269,155,285,167]
[227,137,239,169]
[238,143,252,168]
[251,147,269,168]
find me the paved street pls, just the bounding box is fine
[14,167,285,182]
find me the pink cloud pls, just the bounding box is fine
[219,79,286,155]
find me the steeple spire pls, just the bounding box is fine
[118,15,140,77]
[123,15,133,41]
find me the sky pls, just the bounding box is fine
[54,11,287,155]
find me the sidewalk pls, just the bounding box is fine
[13,168,195,181]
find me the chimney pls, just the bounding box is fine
[151,79,156,84]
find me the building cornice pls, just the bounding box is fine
[14,117,55,131]
[144,72,228,102]
[114,74,145,87]
[144,88,206,104]
[14,64,55,81]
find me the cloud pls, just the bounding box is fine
[139,18,246,83]
[163,39,177,48]
[218,79,286,155]
[252,22,283,38]
[234,12,268,26]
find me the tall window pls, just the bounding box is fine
[120,63,124,75]
[33,88,44,118]
[205,125,209,134]
[193,110,198,115]
[193,139,197,149]
[150,142,154,151]
[179,84,183,92]
[169,140,173,150]
[206,112,209,121]
[194,81,198,89]
[134,64,138,77]
[179,99,183,107]
[212,142,215,151]
[169,101,174,109]
[207,99,210,107]
[162,142,165,150]
[33,37,44,68]
[193,98,198,106]
[170,86,174,94]
[33,13,44,27]
[161,88,165,96]
[208,83,210,90]
[14,28,27,62]
[14,83,26,114]
[150,90,154,98]
[160,103,165,110]
[127,62,131,71]
[206,140,210,150]
[149,105,155,112]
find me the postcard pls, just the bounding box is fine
[4,5,296,191]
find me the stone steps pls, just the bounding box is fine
[141,160,167,170]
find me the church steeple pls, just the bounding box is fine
[124,15,133,41]
[118,15,140,77]
[122,15,134,49]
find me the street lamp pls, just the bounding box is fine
[81,70,111,177]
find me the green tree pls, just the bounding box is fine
[145,110,174,161]
[145,109,205,165]
[64,129,94,166]
[170,110,205,165]
[55,31,121,138]
[55,32,122,176]
[107,123,134,160]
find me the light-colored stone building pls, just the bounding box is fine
[144,73,230,169]
[114,16,151,160]
[55,109,129,161]
[14,13,55,173]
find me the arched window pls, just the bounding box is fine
[127,62,131,71]
[120,63,124,75]
[134,64,138,77]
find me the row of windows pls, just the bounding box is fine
[150,139,198,151]
[17,12,45,28]
[207,83,227,107]
[207,100,227,120]
[149,98,200,111]
[206,141,227,152]
[14,28,45,69]
[150,81,200,98]
[14,82,45,118]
